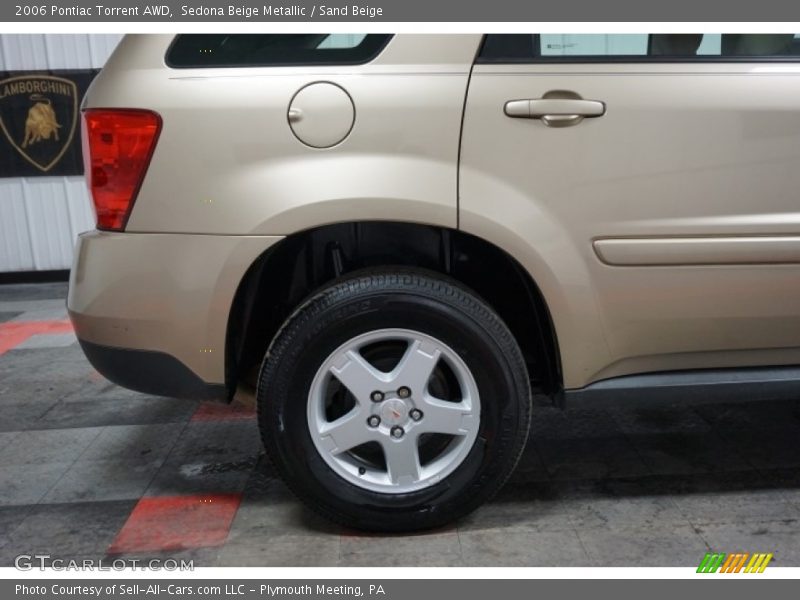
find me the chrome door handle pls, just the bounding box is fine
[504,97,606,128]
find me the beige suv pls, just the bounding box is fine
[69,33,800,531]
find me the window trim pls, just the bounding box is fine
[164,34,393,69]
[475,34,800,64]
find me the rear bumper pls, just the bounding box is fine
[68,230,284,398]
[77,338,226,400]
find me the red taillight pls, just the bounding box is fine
[81,109,161,231]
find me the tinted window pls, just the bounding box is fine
[478,34,800,62]
[167,34,392,68]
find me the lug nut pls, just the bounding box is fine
[371,391,385,402]
[397,386,411,399]
[367,415,381,427]
[409,409,423,421]
[390,426,405,439]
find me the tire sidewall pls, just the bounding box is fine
[259,277,529,528]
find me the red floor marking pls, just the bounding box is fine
[108,493,242,554]
[0,319,73,355]
[191,401,257,422]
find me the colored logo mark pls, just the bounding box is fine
[697,552,773,573]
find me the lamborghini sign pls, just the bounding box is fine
[0,70,97,177]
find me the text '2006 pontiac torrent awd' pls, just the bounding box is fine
[69,33,800,531]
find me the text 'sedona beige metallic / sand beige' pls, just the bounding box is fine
[68,34,800,530]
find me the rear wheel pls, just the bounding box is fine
[257,269,531,531]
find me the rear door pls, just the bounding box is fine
[460,34,800,388]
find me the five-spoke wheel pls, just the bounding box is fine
[308,329,480,493]
[257,270,531,531]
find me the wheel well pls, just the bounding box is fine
[226,222,562,400]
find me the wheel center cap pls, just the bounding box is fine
[380,399,408,426]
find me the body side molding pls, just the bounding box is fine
[565,366,800,407]
[594,236,800,266]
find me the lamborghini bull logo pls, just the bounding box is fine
[0,74,77,172]
[21,94,61,148]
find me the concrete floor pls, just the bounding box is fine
[1,281,800,567]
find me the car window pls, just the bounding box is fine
[166,34,392,68]
[478,34,800,62]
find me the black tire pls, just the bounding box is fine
[256,269,531,532]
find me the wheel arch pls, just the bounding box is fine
[225,221,562,401]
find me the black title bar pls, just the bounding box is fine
[3,0,800,22]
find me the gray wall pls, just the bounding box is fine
[0,34,122,273]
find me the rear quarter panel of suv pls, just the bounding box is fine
[69,34,480,388]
